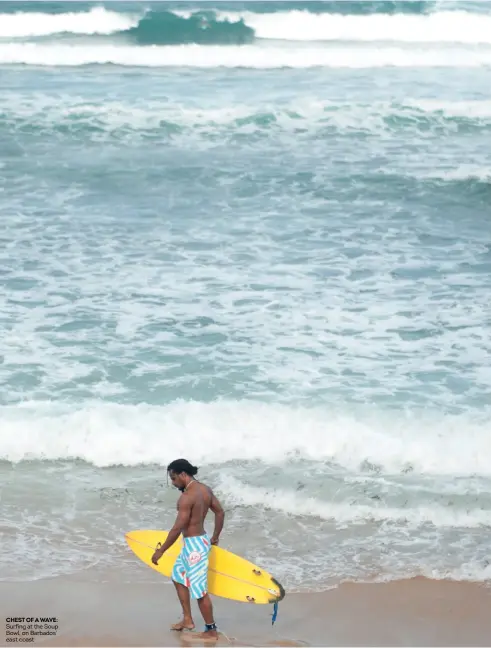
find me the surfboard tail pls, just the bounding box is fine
[272,577,286,602]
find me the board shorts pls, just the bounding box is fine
[171,534,211,599]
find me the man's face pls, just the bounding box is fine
[169,470,186,491]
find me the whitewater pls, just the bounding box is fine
[2,5,491,66]
[1,0,491,592]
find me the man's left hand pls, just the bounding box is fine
[151,548,164,565]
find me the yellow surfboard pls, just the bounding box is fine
[125,530,285,605]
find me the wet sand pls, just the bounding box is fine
[2,576,491,647]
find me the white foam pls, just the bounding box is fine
[421,562,491,583]
[1,400,491,476]
[418,164,491,182]
[215,9,491,44]
[221,478,491,528]
[3,96,491,136]
[0,7,137,38]
[2,8,490,45]
[1,42,491,68]
[409,99,491,119]
[1,176,489,412]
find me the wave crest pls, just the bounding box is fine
[2,6,491,46]
[127,11,254,46]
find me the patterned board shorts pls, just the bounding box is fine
[171,534,211,599]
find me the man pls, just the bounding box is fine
[151,458,225,640]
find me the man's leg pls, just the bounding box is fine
[171,550,194,631]
[171,580,195,630]
[191,539,217,638]
[197,593,218,638]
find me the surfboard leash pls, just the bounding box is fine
[271,601,279,625]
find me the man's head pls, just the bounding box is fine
[167,458,198,491]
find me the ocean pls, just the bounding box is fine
[1,0,491,595]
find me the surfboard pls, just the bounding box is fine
[125,529,285,605]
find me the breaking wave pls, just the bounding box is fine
[1,5,491,46]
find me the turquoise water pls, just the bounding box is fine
[1,0,491,589]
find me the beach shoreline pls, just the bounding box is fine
[2,576,490,647]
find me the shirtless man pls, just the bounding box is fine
[151,458,225,640]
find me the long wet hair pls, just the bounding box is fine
[167,458,198,477]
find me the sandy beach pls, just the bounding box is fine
[2,576,491,647]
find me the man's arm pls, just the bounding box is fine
[151,495,191,564]
[209,490,225,545]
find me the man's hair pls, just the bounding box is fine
[167,458,198,477]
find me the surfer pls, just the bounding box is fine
[151,458,225,640]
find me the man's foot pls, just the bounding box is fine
[171,618,195,631]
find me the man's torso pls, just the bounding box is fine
[180,481,212,537]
